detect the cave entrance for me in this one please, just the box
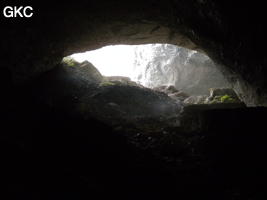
[58,43,245,144]
[58,43,245,130]
[66,43,230,96]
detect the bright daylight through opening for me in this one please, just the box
[67,44,229,95]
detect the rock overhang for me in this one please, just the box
[2,0,267,106]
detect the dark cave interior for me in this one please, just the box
[1,1,267,199]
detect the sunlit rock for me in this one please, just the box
[102,76,141,87]
[152,85,179,94]
[184,95,208,105]
[70,44,230,96]
[62,58,103,84]
[132,44,230,95]
[168,91,190,102]
[153,85,189,102]
[205,88,241,104]
[183,87,245,108]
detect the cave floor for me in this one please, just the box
[2,100,267,200]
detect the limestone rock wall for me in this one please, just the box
[132,44,229,95]
[2,0,267,105]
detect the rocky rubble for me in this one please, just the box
[102,76,143,87]
[184,87,244,106]
[153,85,189,102]
[35,59,183,130]
[37,59,245,136]
[152,84,246,115]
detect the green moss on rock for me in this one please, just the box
[220,95,235,103]
[62,57,80,67]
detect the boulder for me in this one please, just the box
[165,85,179,94]
[32,61,182,128]
[152,85,179,95]
[205,88,241,104]
[102,76,141,87]
[168,91,190,101]
[62,58,103,84]
[209,88,239,99]
[88,84,181,121]
[104,76,131,82]
[184,95,208,105]
[152,85,168,92]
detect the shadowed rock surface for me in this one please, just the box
[2,1,267,199]
[32,61,182,129]
[2,79,267,200]
[1,59,264,200]
[2,1,267,105]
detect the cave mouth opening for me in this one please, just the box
[58,43,246,129]
[65,43,230,96]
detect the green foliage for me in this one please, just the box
[209,94,236,104]
[220,95,235,103]
[62,57,79,67]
